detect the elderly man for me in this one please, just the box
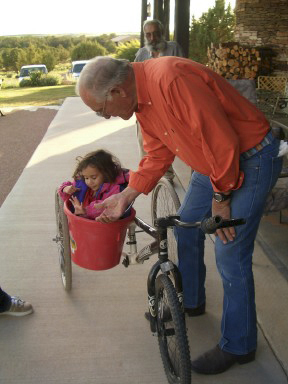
[135,19,184,61]
[77,56,282,374]
[135,19,184,180]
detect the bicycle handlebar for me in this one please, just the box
[155,215,246,234]
[200,216,246,234]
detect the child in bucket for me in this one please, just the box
[58,150,130,220]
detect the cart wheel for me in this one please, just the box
[151,178,181,265]
[54,190,72,291]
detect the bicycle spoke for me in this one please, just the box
[54,190,72,291]
[151,179,180,265]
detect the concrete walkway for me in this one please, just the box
[0,98,287,384]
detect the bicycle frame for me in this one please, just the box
[122,216,184,333]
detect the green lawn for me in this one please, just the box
[0,85,77,107]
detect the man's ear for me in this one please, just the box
[110,86,127,98]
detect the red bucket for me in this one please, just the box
[64,202,136,270]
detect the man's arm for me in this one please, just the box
[134,48,149,62]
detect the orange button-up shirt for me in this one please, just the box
[129,57,270,195]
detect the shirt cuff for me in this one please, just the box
[129,170,159,195]
[211,170,244,192]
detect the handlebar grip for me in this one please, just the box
[200,216,246,234]
[200,216,223,234]
[219,218,246,229]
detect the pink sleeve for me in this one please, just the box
[57,181,75,201]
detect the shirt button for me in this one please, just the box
[176,148,179,152]
[148,102,151,105]
[229,184,233,187]
[164,132,168,136]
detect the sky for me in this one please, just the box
[0,0,236,37]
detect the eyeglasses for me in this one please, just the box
[95,96,108,117]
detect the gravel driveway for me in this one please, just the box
[0,108,58,206]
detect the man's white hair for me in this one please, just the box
[76,56,131,102]
[143,19,164,35]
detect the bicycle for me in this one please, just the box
[54,188,245,384]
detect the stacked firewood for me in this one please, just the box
[207,42,262,79]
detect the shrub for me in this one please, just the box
[29,71,42,86]
[19,78,32,87]
[115,40,140,62]
[40,74,60,86]
[19,73,61,87]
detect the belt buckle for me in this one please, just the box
[255,144,263,151]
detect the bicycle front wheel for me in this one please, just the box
[155,274,191,384]
[151,178,181,265]
[55,190,72,291]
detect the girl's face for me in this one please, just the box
[81,165,105,191]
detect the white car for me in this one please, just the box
[70,60,89,79]
[19,64,48,83]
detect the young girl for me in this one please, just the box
[58,150,129,220]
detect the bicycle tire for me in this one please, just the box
[55,190,72,291]
[155,274,191,384]
[151,178,181,265]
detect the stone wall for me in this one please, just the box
[234,0,288,75]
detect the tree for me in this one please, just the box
[95,34,117,54]
[41,48,57,71]
[114,40,140,62]
[71,40,106,61]
[1,48,26,71]
[189,0,235,64]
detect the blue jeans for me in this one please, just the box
[174,134,282,354]
[0,287,11,312]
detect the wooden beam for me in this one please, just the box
[153,0,170,40]
[163,0,170,41]
[141,0,148,47]
[153,0,163,21]
[174,0,190,57]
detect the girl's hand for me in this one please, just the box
[212,199,235,244]
[70,196,86,216]
[63,185,80,195]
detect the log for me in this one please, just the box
[206,42,264,80]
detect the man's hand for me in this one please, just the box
[94,187,140,223]
[212,199,235,244]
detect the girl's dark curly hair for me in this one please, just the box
[72,149,122,183]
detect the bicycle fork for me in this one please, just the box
[122,219,158,267]
[147,225,184,334]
